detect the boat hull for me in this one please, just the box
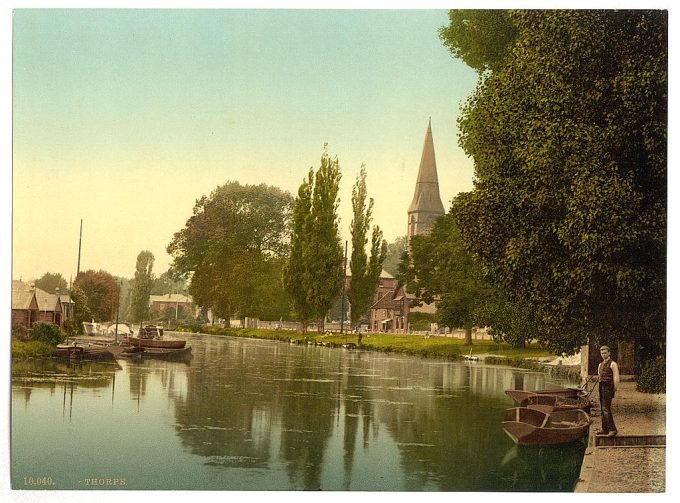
[520,394,592,414]
[502,407,590,446]
[126,336,186,349]
[505,387,583,405]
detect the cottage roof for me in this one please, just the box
[344,267,394,279]
[12,280,62,311]
[150,293,193,304]
[408,118,445,216]
[371,284,407,310]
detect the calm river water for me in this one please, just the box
[11,333,585,491]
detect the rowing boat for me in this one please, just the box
[519,394,593,414]
[505,387,583,405]
[501,407,591,446]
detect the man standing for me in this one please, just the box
[597,345,620,436]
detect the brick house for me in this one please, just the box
[12,280,70,329]
[370,284,410,333]
[149,293,195,318]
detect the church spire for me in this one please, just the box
[407,119,445,245]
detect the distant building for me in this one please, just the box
[370,283,409,333]
[12,280,72,329]
[149,293,196,318]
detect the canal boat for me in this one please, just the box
[501,407,591,446]
[55,343,85,358]
[505,387,583,405]
[519,394,593,414]
[126,336,186,349]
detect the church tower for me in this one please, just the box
[407,118,446,248]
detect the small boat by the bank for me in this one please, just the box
[138,325,164,338]
[464,348,479,361]
[55,343,85,358]
[520,394,593,414]
[501,407,591,446]
[55,343,114,361]
[126,336,186,349]
[505,387,583,405]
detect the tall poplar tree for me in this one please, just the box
[284,148,344,332]
[130,250,155,326]
[283,169,315,331]
[348,165,387,329]
[307,149,344,331]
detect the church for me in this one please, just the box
[370,118,446,332]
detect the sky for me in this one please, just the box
[11,8,480,282]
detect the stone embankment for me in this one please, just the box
[575,379,666,493]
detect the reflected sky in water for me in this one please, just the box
[12,334,584,491]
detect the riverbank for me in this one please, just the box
[575,379,666,492]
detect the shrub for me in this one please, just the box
[12,340,57,358]
[637,356,665,394]
[29,322,65,346]
[12,324,30,341]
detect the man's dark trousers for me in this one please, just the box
[599,381,617,433]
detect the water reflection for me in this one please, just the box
[11,335,584,491]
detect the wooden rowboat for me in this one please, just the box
[519,394,592,414]
[505,387,583,405]
[126,336,186,349]
[501,407,591,446]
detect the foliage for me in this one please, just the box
[12,324,30,341]
[74,269,120,322]
[151,270,188,296]
[382,235,407,278]
[347,165,388,328]
[636,356,665,394]
[446,10,667,355]
[284,148,344,331]
[34,272,68,294]
[11,340,56,358]
[439,10,518,74]
[129,251,155,324]
[168,182,293,323]
[29,322,65,345]
[283,169,315,327]
[69,284,92,334]
[400,213,498,344]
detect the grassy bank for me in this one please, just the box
[11,340,57,358]
[175,325,555,362]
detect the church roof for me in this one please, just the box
[408,118,446,215]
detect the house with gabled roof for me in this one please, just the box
[12,280,70,329]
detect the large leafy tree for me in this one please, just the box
[151,270,188,296]
[284,148,344,332]
[347,165,387,328]
[73,269,120,322]
[400,212,497,346]
[442,11,667,355]
[129,251,155,325]
[34,272,68,294]
[168,182,293,324]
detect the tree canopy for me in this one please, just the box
[168,181,293,322]
[129,251,155,324]
[443,10,667,354]
[283,148,344,331]
[347,165,387,328]
[34,272,68,294]
[73,269,120,322]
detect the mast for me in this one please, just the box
[76,219,83,278]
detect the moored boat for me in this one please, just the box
[126,336,186,349]
[520,394,592,414]
[501,407,591,446]
[505,387,583,405]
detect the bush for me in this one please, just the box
[12,324,30,341]
[637,356,665,394]
[29,322,65,346]
[12,340,57,358]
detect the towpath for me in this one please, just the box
[575,379,665,493]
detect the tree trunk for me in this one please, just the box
[464,327,473,346]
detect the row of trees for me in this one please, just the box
[403,10,666,357]
[167,147,388,332]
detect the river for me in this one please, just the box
[11,332,585,491]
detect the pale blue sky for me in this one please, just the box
[13,9,479,280]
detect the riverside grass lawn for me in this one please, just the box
[176,326,555,361]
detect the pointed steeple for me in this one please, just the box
[407,119,445,245]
